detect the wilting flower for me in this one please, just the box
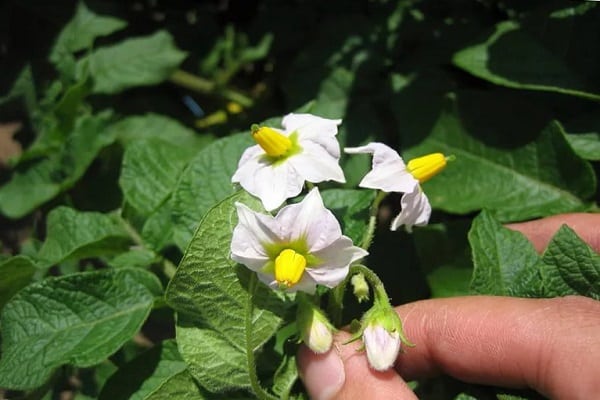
[345,143,449,231]
[232,113,346,211]
[230,187,367,293]
[297,299,334,353]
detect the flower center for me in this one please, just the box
[251,124,293,157]
[406,153,450,183]
[275,249,306,288]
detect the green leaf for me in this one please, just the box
[272,355,298,399]
[427,266,473,298]
[413,221,473,298]
[145,370,206,400]
[141,202,176,252]
[0,256,38,309]
[319,189,374,245]
[453,21,600,101]
[99,340,187,400]
[166,191,288,392]
[0,268,162,390]
[119,138,199,216]
[540,225,600,300]
[79,31,187,94]
[0,111,115,219]
[109,248,158,269]
[107,113,210,148]
[50,2,126,62]
[37,207,131,268]
[404,97,596,221]
[468,210,542,297]
[0,65,37,113]
[565,133,600,161]
[171,132,253,249]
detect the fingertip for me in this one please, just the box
[297,344,345,400]
[298,332,418,400]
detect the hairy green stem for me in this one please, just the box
[360,190,388,250]
[328,278,348,327]
[245,274,278,400]
[119,216,177,279]
[350,264,390,306]
[169,69,253,107]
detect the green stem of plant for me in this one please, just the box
[328,278,348,327]
[169,69,254,108]
[360,190,388,250]
[245,274,278,400]
[350,264,390,306]
[120,216,144,247]
[161,258,177,279]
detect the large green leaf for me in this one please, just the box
[0,268,162,390]
[79,31,187,94]
[166,191,288,392]
[0,256,38,309]
[540,225,600,300]
[37,207,131,268]
[107,113,210,148]
[413,221,473,298]
[119,138,199,216]
[453,21,600,101]
[50,2,127,63]
[0,111,115,219]
[171,132,253,249]
[0,65,37,113]
[565,133,600,161]
[319,189,374,245]
[145,371,206,400]
[468,210,542,297]
[403,97,596,222]
[99,340,187,400]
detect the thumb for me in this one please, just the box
[298,331,416,400]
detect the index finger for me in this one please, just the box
[394,295,600,399]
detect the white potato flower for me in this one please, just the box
[230,188,367,293]
[345,143,449,231]
[232,113,345,211]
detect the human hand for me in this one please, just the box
[297,213,600,399]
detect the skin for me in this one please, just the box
[297,213,600,400]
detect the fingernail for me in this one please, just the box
[298,347,345,400]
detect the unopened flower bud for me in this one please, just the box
[351,273,370,303]
[360,302,408,371]
[363,323,400,371]
[297,300,334,354]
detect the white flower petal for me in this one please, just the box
[363,325,401,371]
[275,188,342,251]
[231,203,279,270]
[345,143,418,193]
[283,113,342,157]
[289,141,345,183]
[310,236,368,268]
[390,187,432,232]
[234,155,305,211]
[306,236,367,288]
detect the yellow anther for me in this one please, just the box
[251,124,293,157]
[406,153,449,183]
[275,249,306,288]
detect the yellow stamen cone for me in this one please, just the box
[275,249,307,288]
[406,153,449,183]
[251,124,293,157]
